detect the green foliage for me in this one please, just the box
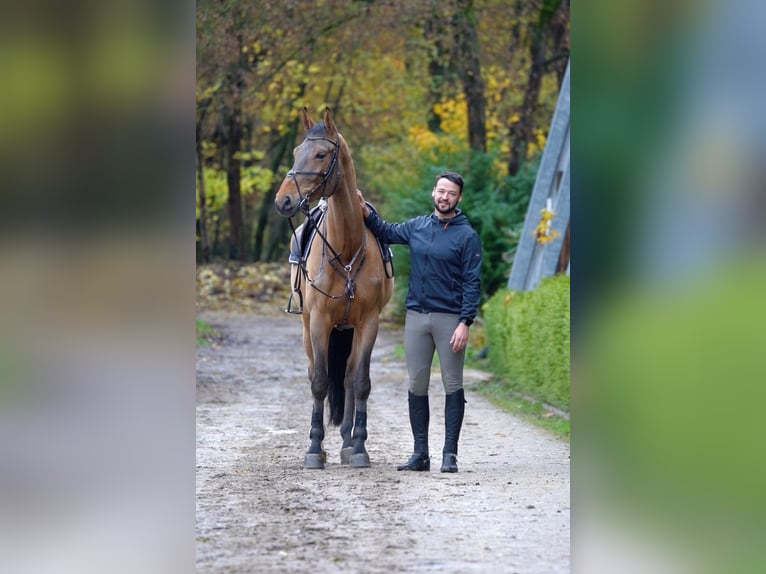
[196,161,274,219]
[474,378,569,439]
[196,319,219,346]
[579,256,766,571]
[196,166,227,219]
[483,275,570,410]
[461,152,538,297]
[196,162,275,259]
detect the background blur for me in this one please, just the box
[1,0,764,572]
[575,0,766,572]
[0,1,194,573]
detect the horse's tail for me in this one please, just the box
[327,327,353,426]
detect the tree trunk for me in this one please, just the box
[212,216,220,258]
[423,8,450,133]
[508,25,544,175]
[549,0,570,90]
[453,0,486,153]
[219,24,248,262]
[252,123,298,261]
[225,95,246,261]
[508,0,568,176]
[253,86,305,262]
[196,100,211,263]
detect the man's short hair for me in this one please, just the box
[434,171,464,194]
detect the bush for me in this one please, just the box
[483,274,570,411]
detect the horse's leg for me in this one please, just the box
[304,317,330,469]
[348,319,379,468]
[306,360,330,468]
[339,372,355,464]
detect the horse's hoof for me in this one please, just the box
[304,453,325,469]
[350,453,370,468]
[340,447,353,465]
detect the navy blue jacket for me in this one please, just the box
[364,208,482,324]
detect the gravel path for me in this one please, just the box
[196,309,570,573]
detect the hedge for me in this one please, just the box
[483,274,570,411]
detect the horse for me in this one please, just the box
[274,107,393,469]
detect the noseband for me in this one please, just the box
[286,135,339,214]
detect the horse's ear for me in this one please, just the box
[323,107,337,137]
[302,107,315,131]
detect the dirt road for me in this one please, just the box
[196,308,570,573]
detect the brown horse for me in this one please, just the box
[275,107,393,469]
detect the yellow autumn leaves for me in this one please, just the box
[533,207,560,245]
[407,89,548,169]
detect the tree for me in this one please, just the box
[453,0,487,153]
[507,0,569,175]
[196,94,213,262]
[224,55,247,260]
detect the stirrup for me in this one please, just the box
[285,292,302,314]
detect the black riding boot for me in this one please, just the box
[441,388,466,473]
[397,392,430,471]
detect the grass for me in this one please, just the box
[196,319,219,346]
[473,377,569,441]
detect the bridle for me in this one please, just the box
[286,135,340,215]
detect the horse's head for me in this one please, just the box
[275,107,342,218]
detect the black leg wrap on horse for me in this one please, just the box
[397,392,430,471]
[352,410,368,447]
[441,388,465,473]
[308,411,324,453]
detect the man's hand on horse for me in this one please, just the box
[357,190,370,218]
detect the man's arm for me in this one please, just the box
[459,232,482,325]
[357,190,410,244]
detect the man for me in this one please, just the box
[359,171,482,473]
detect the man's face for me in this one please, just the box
[432,178,461,215]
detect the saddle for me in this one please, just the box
[290,200,394,278]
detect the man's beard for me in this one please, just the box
[433,199,456,215]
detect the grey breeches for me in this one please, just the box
[404,310,465,396]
